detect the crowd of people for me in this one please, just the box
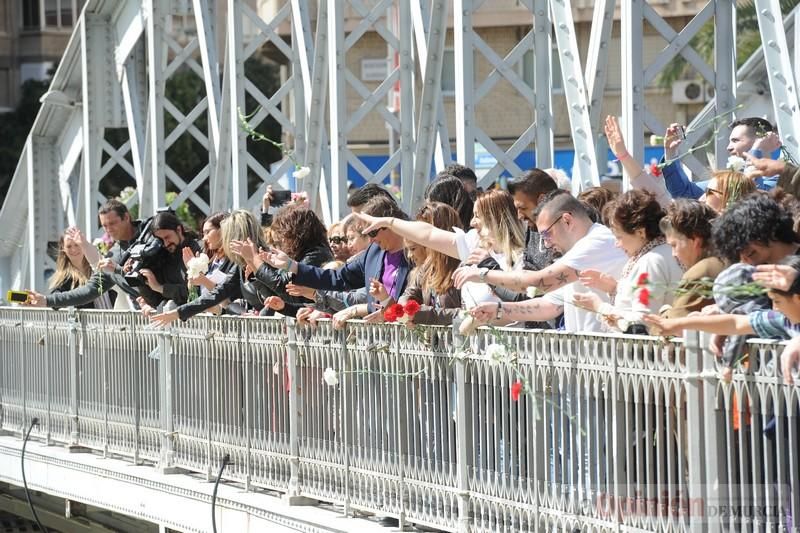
[19,115,800,384]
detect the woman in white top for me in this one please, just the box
[574,189,683,333]
[353,189,526,308]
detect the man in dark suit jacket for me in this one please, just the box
[264,196,412,312]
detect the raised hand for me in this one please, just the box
[604,115,628,158]
[752,131,782,154]
[182,246,196,267]
[229,238,258,264]
[663,123,685,160]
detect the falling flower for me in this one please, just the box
[638,287,650,306]
[526,286,539,299]
[485,343,508,367]
[650,134,664,146]
[510,381,523,401]
[323,367,339,386]
[649,162,662,177]
[293,166,311,180]
[636,272,649,287]
[726,155,746,172]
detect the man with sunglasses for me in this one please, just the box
[454,190,627,332]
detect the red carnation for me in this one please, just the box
[384,303,405,323]
[404,300,421,317]
[638,287,650,306]
[510,381,523,401]
[636,272,649,287]
[650,162,662,177]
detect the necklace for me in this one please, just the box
[620,237,666,280]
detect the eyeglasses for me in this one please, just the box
[329,236,347,245]
[705,187,723,197]
[367,228,383,239]
[540,213,566,241]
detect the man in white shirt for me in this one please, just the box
[461,190,627,332]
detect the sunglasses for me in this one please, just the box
[540,213,566,241]
[329,236,347,245]
[367,228,383,239]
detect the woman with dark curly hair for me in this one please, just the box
[243,204,333,304]
[574,189,683,333]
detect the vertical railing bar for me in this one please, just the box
[455,330,471,533]
[102,312,109,457]
[205,315,212,480]
[341,323,352,515]
[45,311,51,445]
[244,317,252,491]
[132,313,141,464]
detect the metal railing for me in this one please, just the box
[0,307,798,532]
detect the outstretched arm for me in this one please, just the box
[643,313,754,337]
[453,262,579,294]
[352,212,461,259]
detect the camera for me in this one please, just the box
[122,216,164,287]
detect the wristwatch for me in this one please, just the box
[478,267,489,283]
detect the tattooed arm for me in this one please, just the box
[470,298,564,325]
[453,262,580,293]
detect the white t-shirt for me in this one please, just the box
[543,223,627,332]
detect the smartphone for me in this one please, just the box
[676,125,687,140]
[271,190,292,207]
[7,290,30,303]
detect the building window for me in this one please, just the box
[21,0,40,29]
[522,46,563,92]
[441,49,455,96]
[21,0,81,29]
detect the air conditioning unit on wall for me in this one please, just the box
[671,80,709,104]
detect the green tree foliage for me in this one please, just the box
[0,79,48,206]
[657,0,800,87]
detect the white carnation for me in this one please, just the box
[649,134,664,147]
[186,253,210,278]
[526,286,539,299]
[485,343,508,367]
[726,156,746,172]
[396,314,410,324]
[293,166,311,180]
[323,367,339,386]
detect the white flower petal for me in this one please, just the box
[293,166,311,180]
[323,367,339,386]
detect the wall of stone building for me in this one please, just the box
[340,21,707,152]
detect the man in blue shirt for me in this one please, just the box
[661,117,781,199]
